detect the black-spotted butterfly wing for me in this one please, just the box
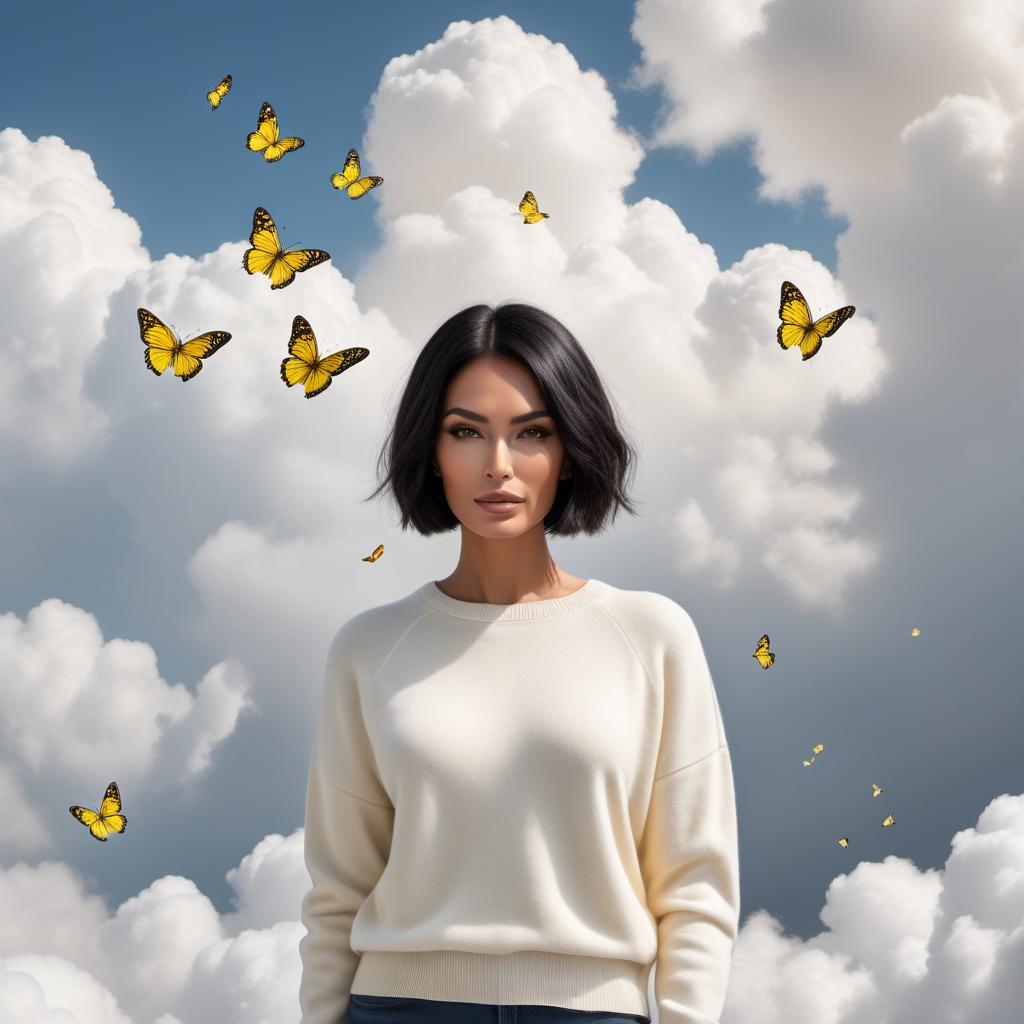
[518,190,549,223]
[243,208,330,290]
[752,633,775,669]
[137,308,231,381]
[246,101,304,162]
[69,780,127,842]
[280,314,369,398]
[207,74,232,109]
[777,280,855,361]
[329,149,383,199]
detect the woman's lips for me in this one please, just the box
[475,499,523,514]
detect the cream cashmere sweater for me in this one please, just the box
[299,578,740,1024]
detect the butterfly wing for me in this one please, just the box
[330,149,383,198]
[752,634,775,669]
[246,101,304,162]
[69,805,108,840]
[138,308,179,376]
[777,281,814,352]
[246,101,278,154]
[328,150,378,196]
[519,191,549,223]
[69,781,126,842]
[307,347,369,397]
[244,208,328,288]
[346,175,383,199]
[97,781,127,835]
[207,74,232,109]
[266,136,304,162]
[244,207,283,277]
[778,281,855,361]
[362,543,384,562]
[274,247,330,289]
[802,305,856,359]
[281,315,320,388]
[174,330,232,381]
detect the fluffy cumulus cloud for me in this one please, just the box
[0,129,149,467]
[0,830,307,1023]
[723,794,1024,1023]
[0,597,252,858]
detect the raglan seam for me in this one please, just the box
[368,605,437,684]
[593,603,659,696]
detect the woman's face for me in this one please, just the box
[434,355,571,535]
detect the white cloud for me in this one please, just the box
[0,597,252,818]
[0,128,149,466]
[629,0,1024,209]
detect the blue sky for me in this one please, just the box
[2,0,843,278]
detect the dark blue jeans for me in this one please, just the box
[348,994,651,1024]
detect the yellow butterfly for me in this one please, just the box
[837,837,849,847]
[911,627,921,636]
[243,207,330,290]
[137,308,231,381]
[280,314,369,398]
[246,102,304,162]
[329,149,383,199]
[518,190,549,224]
[871,783,883,797]
[777,280,855,361]
[802,744,823,767]
[752,634,775,669]
[207,73,232,109]
[69,781,127,842]
[881,814,895,827]
[362,543,384,563]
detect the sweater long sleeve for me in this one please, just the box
[637,613,740,1024]
[298,578,740,1023]
[299,623,395,1024]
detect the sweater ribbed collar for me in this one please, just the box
[414,578,609,621]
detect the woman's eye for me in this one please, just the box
[448,424,551,440]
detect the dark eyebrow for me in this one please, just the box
[442,406,552,424]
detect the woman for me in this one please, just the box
[299,303,740,1024]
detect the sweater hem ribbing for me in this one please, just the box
[350,949,651,1015]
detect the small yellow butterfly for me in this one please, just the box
[802,744,823,767]
[137,308,231,381]
[246,102,304,162]
[777,280,855,361]
[329,149,383,199]
[871,783,883,797]
[243,207,330,290]
[911,627,921,637]
[837,837,849,847]
[518,190,549,224]
[362,544,384,563]
[753,634,775,669]
[881,814,895,827]
[280,315,370,398]
[207,73,232,109]
[69,781,127,842]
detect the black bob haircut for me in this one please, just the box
[364,302,641,536]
